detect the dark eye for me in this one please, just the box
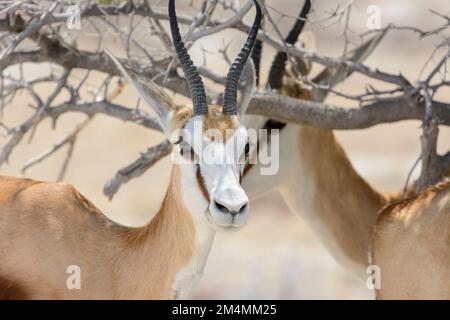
[174,137,195,161]
[180,143,195,161]
[174,136,184,145]
[180,142,190,155]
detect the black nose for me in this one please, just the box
[214,200,248,216]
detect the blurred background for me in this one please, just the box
[1,0,449,299]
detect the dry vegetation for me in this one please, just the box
[0,0,449,298]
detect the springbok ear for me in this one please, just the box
[237,59,256,118]
[105,49,174,137]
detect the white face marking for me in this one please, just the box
[175,117,250,231]
[171,116,250,298]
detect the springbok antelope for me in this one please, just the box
[371,179,450,299]
[0,0,262,299]
[243,0,397,280]
[245,2,450,297]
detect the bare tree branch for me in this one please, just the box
[247,93,450,129]
[22,117,91,174]
[0,0,449,199]
[103,140,172,199]
[417,48,450,190]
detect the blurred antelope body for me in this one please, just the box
[243,0,391,279]
[243,0,450,296]
[371,180,450,299]
[0,0,262,299]
[0,172,206,299]
[244,119,386,278]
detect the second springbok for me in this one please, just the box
[0,0,262,299]
[243,0,392,279]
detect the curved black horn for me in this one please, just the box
[168,0,208,115]
[223,0,263,115]
[251,39,262,87]
[267,0,311,90]
[251,21,263,88]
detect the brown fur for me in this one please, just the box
[196,167,210,203]
[372,179,450,299]
[297,126,386,269]
[203,107,239,140]
[0,101,242,299]
[282,68,450,297]
[274,77,390,274]
[0,167,195,299]
[280,76,312,101]
[173,105,239,141]
[0,275,29,299]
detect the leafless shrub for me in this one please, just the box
[0,0,449,197]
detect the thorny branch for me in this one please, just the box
[0,0,449,198]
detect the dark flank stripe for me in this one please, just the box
[196,165,210,203]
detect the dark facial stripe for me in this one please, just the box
[243,119,286,177]
[196,165,210,203]
[243,163,254,177]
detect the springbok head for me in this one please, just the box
[107,0,262,230]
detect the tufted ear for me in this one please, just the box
[236,59,256,118]
[105,49,175,137]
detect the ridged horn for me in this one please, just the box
[251,29,263,87]
[168,0,208,115]
[267,0,311,90]
[222,0,263,115]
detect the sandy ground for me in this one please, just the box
[0,0,449,299]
